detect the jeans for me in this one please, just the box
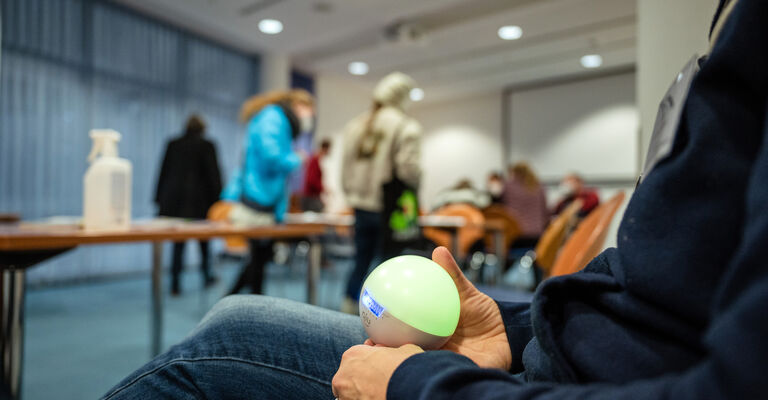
[345,209,382,300]
[171,240,211,292]
[102,295,367,399]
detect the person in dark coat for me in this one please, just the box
[155,115,222,295]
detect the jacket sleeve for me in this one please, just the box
[393,119,422,188]
[155,141,172,204]
[386,104,768,400]
[274,188,289,223]
[256,118,301,175]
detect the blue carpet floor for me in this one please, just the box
[23,256,351,399]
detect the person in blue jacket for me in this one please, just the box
[103,1,768,399]
[221,89,315,294]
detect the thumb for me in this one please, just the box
[432,246,475,293]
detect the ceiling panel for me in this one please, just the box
[115,0,637,102]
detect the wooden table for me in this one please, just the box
[284,213,466,256]
[0,220,327,400]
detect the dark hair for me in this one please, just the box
[185,114,206,136]
[320,139,331,151]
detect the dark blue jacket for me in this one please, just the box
[388,1,768,398]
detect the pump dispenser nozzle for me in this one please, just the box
[88,129,121,162]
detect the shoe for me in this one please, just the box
[340,297,358,315]
[170,287,181,297]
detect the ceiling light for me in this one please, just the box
[497,25,523,40]
[348,62,369,76]
[410,88,424,102]
[258,19,283,35]
[580,54,603,68]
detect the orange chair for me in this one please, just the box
[482,205,522,261]
[533,199,583,277]
[423,204,485,261]
[207,201,248,255]
[549,192,626,277]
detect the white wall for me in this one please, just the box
[637,0,717,163]
[313,74,373,212]
[411,91,505,209]
[507,73,639,181]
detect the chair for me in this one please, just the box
[549,192,626,277]
[481,205,522,263]
[533,199,583,277]
[422,203,485,261]
[207,201,248,256]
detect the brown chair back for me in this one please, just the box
[422,203,485,260]
[549,192,626,277]
[482,205,522,255]
[534,199,583,276]
[207,201,248,254]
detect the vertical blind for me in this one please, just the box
[0,0,260,284]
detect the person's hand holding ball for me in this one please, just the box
[332,246,512,400]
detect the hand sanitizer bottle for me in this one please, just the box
[83,129,132,232]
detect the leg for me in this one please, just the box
[228,259,251,295]
[151,241,164,357]
[0,269,25,400]
[197,240,214,286]
[248,240,273,295]
[170,241,185,294]
[345,210,381,301]
[102,295,367,400]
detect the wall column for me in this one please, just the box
[636,0,718,169]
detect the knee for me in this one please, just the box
[198,294,269,327]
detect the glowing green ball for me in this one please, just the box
[359,255,460,349]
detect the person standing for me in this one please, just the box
[301,139,331,212]
[340,72,422,313]
[221,89,315,295]
[155,115,222,296]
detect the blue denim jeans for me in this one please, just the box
[102,295,367,399]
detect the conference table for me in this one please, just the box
[0,214,465,399]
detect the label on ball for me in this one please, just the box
[361,289,385,318]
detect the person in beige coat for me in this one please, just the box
[340,72,422,313]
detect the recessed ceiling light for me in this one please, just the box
[580,54,603,68]
[258,19,283,35]
[410,88,424,102]
[497,25,523,40]
[348,62,369,76]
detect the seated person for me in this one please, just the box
[430,179,491,211]
[553,173,599,217]
[102,2,768,399]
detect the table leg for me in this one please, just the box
[307,239,321,305]
[151,242,163,357]
[493,230,506,284]
[0,268,25,400]
[450,228,460,261]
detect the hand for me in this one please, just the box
[431,246,512,370]
[332,343,423,400]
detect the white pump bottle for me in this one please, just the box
[83,129,132,232]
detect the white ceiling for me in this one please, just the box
[116,0,637,103]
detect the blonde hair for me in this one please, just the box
[239,89,314,123]
[510,162,540,191]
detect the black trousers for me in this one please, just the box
[171,240,211,291]
[229,239,274,295]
